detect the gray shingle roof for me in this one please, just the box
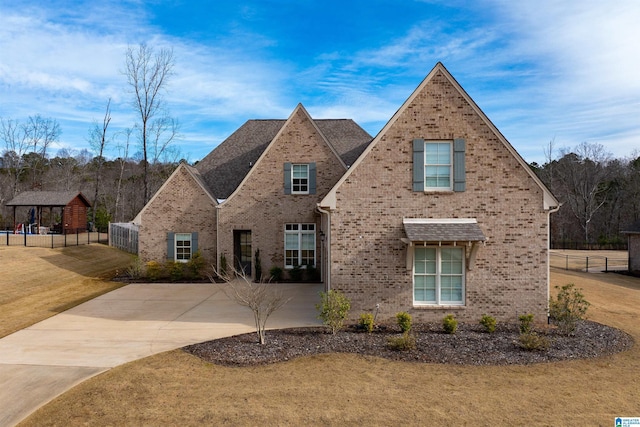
[403,219,486,242]
[6,191,91,207]
[621,220,640,234]
[195,119,372,199]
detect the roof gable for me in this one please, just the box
[133,162,217,224]
[195,116,371,199]
[222,103,350,203]
[320,62,559,210]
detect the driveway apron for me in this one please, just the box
[0,282,322,427]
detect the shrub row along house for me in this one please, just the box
[133,63,559,322]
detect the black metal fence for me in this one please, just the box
[0,229,108,248]
[551,240,627,251]
[549,251,628,273]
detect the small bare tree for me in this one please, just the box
[213,266,291,345]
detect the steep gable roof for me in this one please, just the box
[320,62,560,211]
[133,162,217,224]
[195,117,371,199]
[6,191,91,207]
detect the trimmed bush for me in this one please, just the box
[479,314,497,333]
[396,311,412,333]
[269,266,283,282]
[549,283,590,335]
[357,313,375,333]
[442,314,458,334]
[185,250,205,279]
[518,313,535,334]
[387,331,416,351]
[289,265,303,282]
[146,261,163,281]
[518,332,550,351]
[165,261,184,282]
[316,290,351,334]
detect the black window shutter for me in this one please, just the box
[453,138,466,192]
[309,162,316,194]
[412,139,425,191]
[284,162,292,194]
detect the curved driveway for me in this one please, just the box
[0,282,322,427]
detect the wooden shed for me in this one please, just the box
[5,191,91,234]
[622,220,640,274]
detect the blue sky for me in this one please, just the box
[1,0,639,164]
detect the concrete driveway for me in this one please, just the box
[0,282,322,427]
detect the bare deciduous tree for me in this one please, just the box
[556,142,612,243]
[213,265,291,345]
[88,99,112,230]
[124,43,176,204]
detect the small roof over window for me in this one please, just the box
[403,218,486,243]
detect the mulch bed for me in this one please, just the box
[184,320,634,367]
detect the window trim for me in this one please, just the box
[424,141,453,191]
[291,163,310,194]
[284,223,316,269]
[413,245,465,306]
[174,232,192,263]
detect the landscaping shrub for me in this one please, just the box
[165,261,184,282]
[305,264,321,282]
[269,266,283,282]
[442,314,458,334]
[387,331,416,351]
[126,256,144,279]
[357,313,375,333]
[518,332,550,351]
[145,261,163,281]
[479,314,497,333]
[289,265,303,282]
[185,251,205,279]
[549,283,590,335]
[396,311,412,333]
[518,313,535,334]
[316,290,351,334]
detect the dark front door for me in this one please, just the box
[233,230,252,276]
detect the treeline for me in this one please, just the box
[532,141,639,249]
[0,137,179,231]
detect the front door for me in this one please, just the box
[233,230,252,276]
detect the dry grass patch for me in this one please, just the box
[0,245,134,337]
[19,268,640,426]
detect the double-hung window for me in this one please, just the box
[284,162,316,195]
[175,233,192,262]
[414,246,464,305]
[412,138,466,192]
[292,164,309,194]
[285,223,315,268]
[425,142,452,190]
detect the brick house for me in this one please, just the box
[134,104,372,277]
[133,62,558,322]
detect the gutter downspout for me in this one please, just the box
[316,205,331,291]
[215,204,221,273]
[547,204,561,320]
